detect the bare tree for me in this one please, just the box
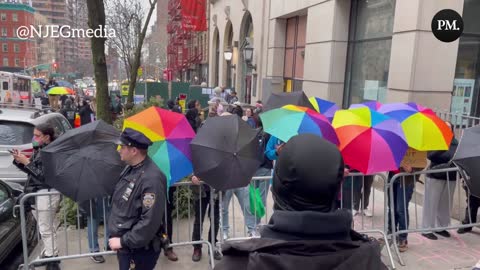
[106,0,158,108]
[86,0,112,123]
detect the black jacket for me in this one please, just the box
[214,210,387,270]
[427,138,459,180]
[60,106,76,127]
[108,157,167,250]
[13,145,52,192]
[79,105,93,125]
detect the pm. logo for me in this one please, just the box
[431,9,464,43]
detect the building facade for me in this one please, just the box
[208,0,480,117]
[0,2,36,72]
[208,0,269,103]
[34,12,55,75]
[31,0,75,74]
[167,0,209,84]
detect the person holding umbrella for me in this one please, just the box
[11,123,61,270]
[108,128,167,270]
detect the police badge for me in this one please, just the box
[143,193,155,209]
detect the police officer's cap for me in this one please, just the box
[117,128,152,149]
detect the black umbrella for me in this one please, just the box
[453,125,480,198]
[190,115,262,191]
[264,91,316,112]
[42,120,125,202]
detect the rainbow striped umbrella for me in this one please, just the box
[332,107,408,174]
[349,101,383,111]
[378,102,453,151]
[308,97,339,122]
[123,107,195,186]
[46,86,75,95]
[260,105,339,145]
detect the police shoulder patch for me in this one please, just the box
[143,193,155,209]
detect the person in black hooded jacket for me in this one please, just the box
[214,133,387,270]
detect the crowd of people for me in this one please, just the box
[10,88,477,270]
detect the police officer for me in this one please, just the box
[108,128,167,270]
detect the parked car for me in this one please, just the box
[0,179,37,265]
[0,105,73,185]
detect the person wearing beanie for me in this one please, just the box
[214,133,387,270]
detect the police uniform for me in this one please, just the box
[109,129,167,270]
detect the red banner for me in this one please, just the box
[180,0,207,31]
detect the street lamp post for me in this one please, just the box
[243,45,256,70]
[224,47,235,88]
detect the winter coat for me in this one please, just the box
[214,210,387,270]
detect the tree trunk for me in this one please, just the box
[87,0,112,124]
[126,0,158,109]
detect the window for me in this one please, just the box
[13,44,19,53]
[0,121,34,145]
[12,13,18,22]
[2,57,8,66]
[451,0,480,118]
[14,58,20,67]
[1,28,7,37]
[283,16,306,92]
[0,13,6,21]
[59,117,72,130]
[48,118,65,137]
[343,0,396,107]
[2,82,8,90]
[2,43,7,52]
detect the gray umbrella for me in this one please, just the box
[42,120,125,202]
[264,91,316,112]
[190,115,262,191]
[453,125,480,198]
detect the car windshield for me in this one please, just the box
[0,121,34,145]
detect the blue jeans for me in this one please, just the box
[86,198,111,252]
[388,178,414,241]
[254,167,271,205]
[222,186,256,233]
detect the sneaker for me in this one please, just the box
[90,255,105,263]
[213,249,223,260]
[164,249,178,262]
[248,230,260,238]
[363,208,373,217]
[352,210,358,216]
[435,230,451,238]
[398,240,408,253]
[192,248,202,262]
[421,233,438,240]
[457,227,473,234]
[223,231,230,240]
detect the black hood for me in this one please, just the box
[272,134,344,212]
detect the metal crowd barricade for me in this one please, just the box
[388,167,479,266]
[18,181,217,269]
[219,175,271,244]
[18,191,115,270]
[165,181,216,267]
[341,172,396,269]
[436,111,480,138]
